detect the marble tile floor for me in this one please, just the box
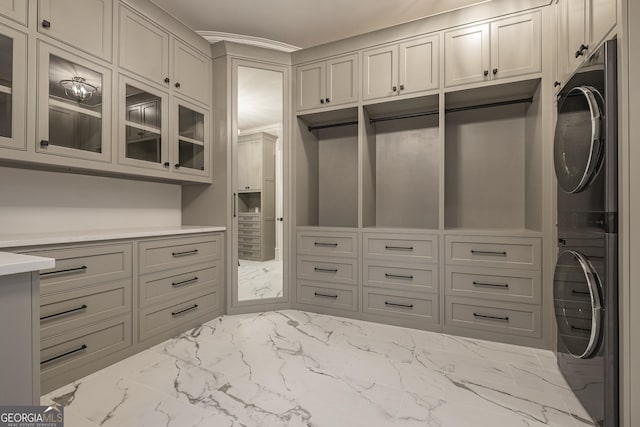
[43,310,597,427]
[238,259,283,301]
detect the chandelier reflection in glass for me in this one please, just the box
[59,76,98,102]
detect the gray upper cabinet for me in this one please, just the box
[0,23,26,151]
[38,0,113,62]
[36,42,112,162]
[171,39,211,106]
[296,53,358,111]
[445,12,541,87]
[363,34,439,101]
[237,134,266,191]
[590,0,616,51]
[173,99,209,177]
[0,0,27,26]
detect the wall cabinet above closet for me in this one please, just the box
[38,0,113,62]
[119,5,210,107]
[0,0,27,26]
[296,54,358,111]
[362,34,439,101]
[444,12,541,87]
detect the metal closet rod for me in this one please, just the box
[306,96,534,131]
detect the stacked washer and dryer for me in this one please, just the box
[553,39,618,427]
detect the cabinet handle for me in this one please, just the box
[385,301,414,309]
[164,162,170,168]
[164,77,170,83]
[42,19,51,29]
[385,273,414,280]
[470,250,507,256]
[399,84,405,91]
[385,245,413,251]
[554,81,561,88]
[41,345,87,365]
[575,44,589,58]
[171,304,198,317]
[174,163,181,169]
[473,313,509,322]
[175,82,181,88]
[172,249,198,257]
[314,292,338,299]
[314,242,338,247]
[40,304,88,321]
[233,192,237,218]
[40,265,87,276]
[172,277,199,287]
[314,267,338,273]
[473,281,509,289]
[40,140,49,147]
[483,70,489,76]
[392,85,397,92]
[492,68,498,75]
[320,99,325,104]
[325,98,330,103]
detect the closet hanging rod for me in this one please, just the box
[307,121,358,132]
[369,110,439,124]
[445,97,534,114]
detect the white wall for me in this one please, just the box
[0,167,181,234]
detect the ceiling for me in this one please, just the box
[237,66,283,134]
[150,0,490,50]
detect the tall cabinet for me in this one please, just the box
[237,132,276,262]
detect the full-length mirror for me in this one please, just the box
[235,64,284,303]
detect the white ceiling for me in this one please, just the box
[237,66,283,134]
[150,0,490,50]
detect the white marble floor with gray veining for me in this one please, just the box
[238,259,283,301]
[42,310,596,427]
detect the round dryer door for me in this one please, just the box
[553,250,603,359]
[554,86,605,193]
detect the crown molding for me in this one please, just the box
[197,31,300,53]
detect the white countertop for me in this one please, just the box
[0,252,55,276]
[0,226,226,249]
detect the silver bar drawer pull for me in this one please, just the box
[314,292,338,299]
[41,344,87,365]
[314,267,338,273]
[385,301,414,309]
[171,304,199,317]
[473,281,509,289]
[314,242,338,247]
[172,249,199,257]
[40,265,87,276]
[470,250,507,256]
[385,273,414,280]
[172,277,199,287]
[385,245,414,251]
[40,304,88,321]
[473,312,510,322]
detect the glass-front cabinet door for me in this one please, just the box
[37,42,111,162]
[173,100,209,177]
[0,24,26,150]
[119,75,169,171]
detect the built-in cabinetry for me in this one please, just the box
[10,230,223,393]
[296,53,358,111]
[445,11,541,87]
[0,0,27,26]
[362,34,439,101]
[0,22,26,150]
[237,132,276,261]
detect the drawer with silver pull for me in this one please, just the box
[297,229,357,258]
[40,279,132,339]
[363,232,438,263]
[363,260,437,293]
[445,235,541,270]
[445,266,541,304]
[297,256,357,285]
[139,234,221,274]
[139,291,218,341]
[26,243,132,295]
[238,214,260,223]
[139,262,220,308]
[362,287,438,323]
[446,296,541,337]
[297,281,357,312]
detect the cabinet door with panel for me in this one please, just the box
[173,98,209,177]
[0,0,27,25]
[0,24,26,150]
[237,136,262,191]
[566,0,588,70]
[589,0,616,52]
[296,61,325,111]
[490,12,541,79]
[362,44,398,100]
[172,38,211,106]
[119,5,169,88]
[444,24,490,87]
[326,54,358,106]
[399,34,439,95]
[39,0,112,62]
[37,42,112,162]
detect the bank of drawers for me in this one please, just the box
[444,234,543,339]
[238,213,261,260]
[296,229,358,312]
[362,231,439,326]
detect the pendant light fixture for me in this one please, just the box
[59,76,98,102]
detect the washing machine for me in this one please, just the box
[553,39,618,427]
